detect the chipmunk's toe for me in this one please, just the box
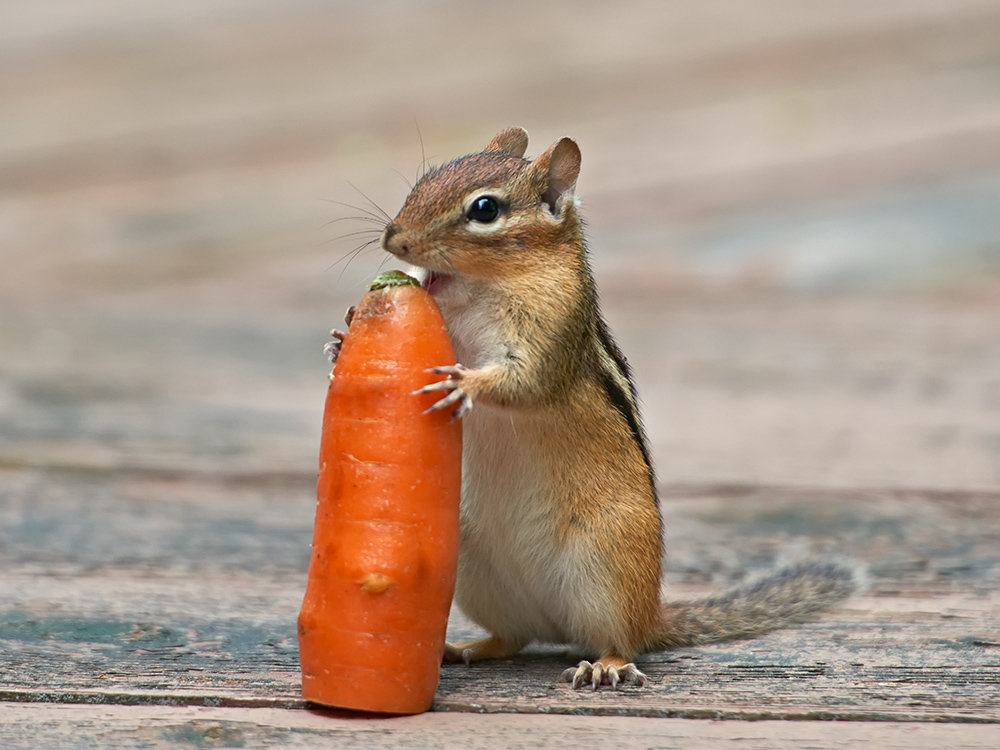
[559,660,647,690]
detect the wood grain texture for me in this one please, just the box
[2,471,997,722]
[1,0,999,745]
[3,705,1000,750]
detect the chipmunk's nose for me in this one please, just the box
[381,223,410,257]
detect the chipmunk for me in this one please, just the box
[331,128,856,689]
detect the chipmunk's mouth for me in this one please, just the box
[421,271,451,295]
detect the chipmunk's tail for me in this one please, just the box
[653,561,860,649]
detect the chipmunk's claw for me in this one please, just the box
[440,645,473,666]
[414,364,472,420]
[559,660,647,690]
[323,307,355,364]
[324,328,349,363]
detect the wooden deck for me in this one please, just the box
[2,1,999,746]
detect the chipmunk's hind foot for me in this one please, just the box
[559,658,647,690]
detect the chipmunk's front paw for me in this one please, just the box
[559,660,648,690]
[323,329,348,363]
[415,364,472,420]
[323,306,357,364]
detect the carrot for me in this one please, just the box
[297,270,462,714]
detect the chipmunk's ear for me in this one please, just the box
[484,127,529,158]
[531,137,581,218]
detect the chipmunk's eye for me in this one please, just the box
[466,195,501,223]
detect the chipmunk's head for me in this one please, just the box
[382,127,582,295]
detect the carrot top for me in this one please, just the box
[368,269,419,290]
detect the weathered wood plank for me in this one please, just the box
[4,705,1000,750]
[4,589,993,722]
[2,469,997,721]
[2,291,998,490]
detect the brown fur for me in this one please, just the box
[379,128,856,688]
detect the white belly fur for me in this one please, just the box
[454,404,572,646]
[427,276,595,648]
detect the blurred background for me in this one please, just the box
[2,0,998,491]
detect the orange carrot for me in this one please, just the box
[297,270,462,714]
